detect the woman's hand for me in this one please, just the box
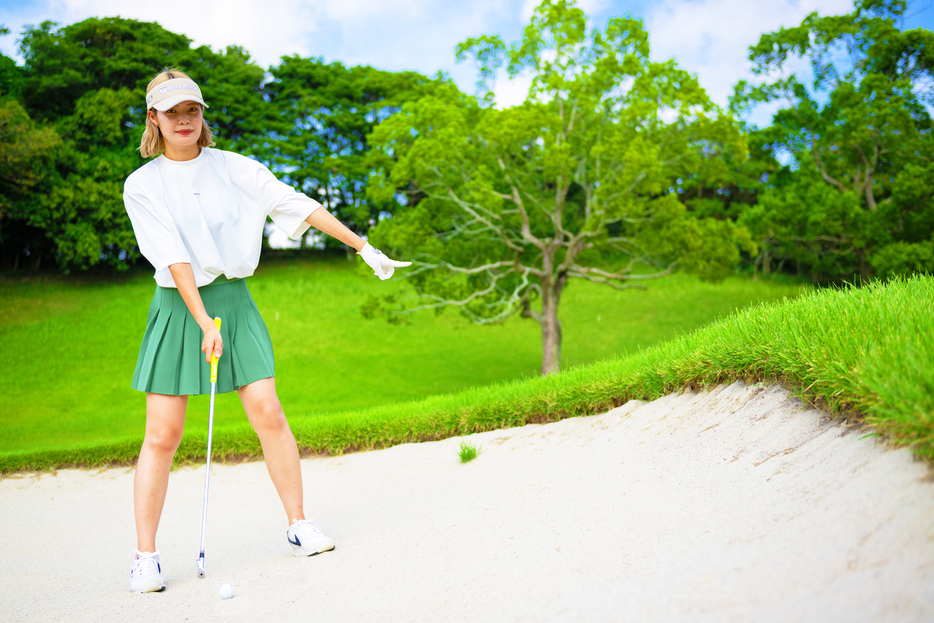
[359,243,412,280]
[202,325,223,364]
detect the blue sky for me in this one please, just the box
[2,0,933,118]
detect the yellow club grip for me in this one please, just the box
[210,317,222,383]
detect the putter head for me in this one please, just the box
[197,555,205,578]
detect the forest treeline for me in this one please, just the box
[1,0,932,283]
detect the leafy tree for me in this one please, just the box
[731,0,934,281]
[263,56,434,249]
[20,16,267,151]
[0,27,22,100]
[192,44,268,155]
[18,18,193,122]
[0,97,60,269]
[367,0,748,374]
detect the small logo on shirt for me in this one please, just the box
[193,193,200,196]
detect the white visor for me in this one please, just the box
[146,78,209,111]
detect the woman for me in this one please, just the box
[124,69,408,593]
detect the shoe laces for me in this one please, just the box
[290,519,323,536]
[131,550,161,578]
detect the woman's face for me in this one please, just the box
[149,100,203,157]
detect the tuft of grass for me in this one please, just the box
[2,274,930,476]
[458,440,480,463]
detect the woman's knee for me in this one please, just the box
[249,398,287,432]
[143,425,184,454]
[143,393,187,454]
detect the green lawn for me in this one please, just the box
[0,255,805,456]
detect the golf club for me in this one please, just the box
[197,316,222,578]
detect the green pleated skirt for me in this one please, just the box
[132,277,275,395]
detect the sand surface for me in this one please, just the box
[2,381,933,622]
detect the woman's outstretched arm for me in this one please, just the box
[304,209,365,252]
[168,262,223,363]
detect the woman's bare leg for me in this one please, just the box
[134,393,188,552]
[238,377,305,523]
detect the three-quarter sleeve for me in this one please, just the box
[227,153,322,240]
[123,178,191,271]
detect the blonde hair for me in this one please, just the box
[139,68,215,158]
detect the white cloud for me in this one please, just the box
[2,0,514,73]
[644,0,853,115]
[493,71,534,108]
[335,1,509,74]
[45,0,320,67]
[312,0,424,21]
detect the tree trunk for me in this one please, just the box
[540,274,567,375]
[857,249,870,284]
[540,297,561,375]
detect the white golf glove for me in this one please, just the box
[359,243,411,280]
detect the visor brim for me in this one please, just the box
[151,95,210,112]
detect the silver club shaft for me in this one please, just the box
[197,379,217,578]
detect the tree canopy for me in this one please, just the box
[731,0,934,281]
[366,0,750,374]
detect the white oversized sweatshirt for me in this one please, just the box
[123,148,321,288]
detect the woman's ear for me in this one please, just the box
[147,110,159,128]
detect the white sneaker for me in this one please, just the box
[287,519,335,556]
[130,550,165,593]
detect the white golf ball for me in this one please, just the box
[219,583,235,599]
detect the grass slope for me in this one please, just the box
[2,274,930,474]
[0,256,802,457]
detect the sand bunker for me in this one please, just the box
[2,381,932,622]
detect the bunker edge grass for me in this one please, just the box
[1,275,931,474]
